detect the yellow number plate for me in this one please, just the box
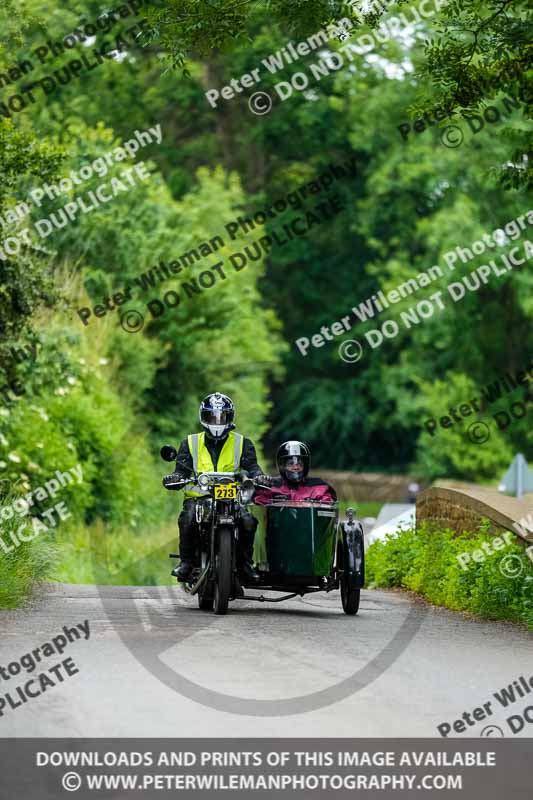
[214,483,237,499]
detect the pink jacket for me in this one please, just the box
[254,478,336,505]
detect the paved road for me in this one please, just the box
[0,583,532,737]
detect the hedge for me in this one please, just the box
[366,521,533,628]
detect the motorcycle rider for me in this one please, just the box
[253,441,336,504]
[163,392,266,583]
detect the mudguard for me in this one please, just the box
[341,518,365,588]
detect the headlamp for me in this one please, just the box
[198,473,210,491]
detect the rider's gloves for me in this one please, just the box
[258,474,274,487]
[236,469,249,482]
[163,473,185,489]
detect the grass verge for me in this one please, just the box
[52,520,178,586]
[0,494,57,608]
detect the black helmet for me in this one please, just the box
[199,392,235,440]
[277,440,310,485]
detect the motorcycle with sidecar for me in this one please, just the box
[161,445,364,616]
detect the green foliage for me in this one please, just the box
[0,9,285,606]
[145,0,368,72]
[414,373,514,481]
[0,122,64,338]
[145,0,532,189]
[0,305,172,526]
[52,520,178,586]
[0,281,175,608]
[412,0,532,190]
[1,0,531,608]
[366,521,533,627]
[0,488,57,608]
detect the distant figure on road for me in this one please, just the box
[407,482,420,504]
[254,441,336,504]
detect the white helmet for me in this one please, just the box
[199,392,235,439]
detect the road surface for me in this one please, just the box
[0,583,531,737]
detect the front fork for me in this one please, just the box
[342,521,364,588]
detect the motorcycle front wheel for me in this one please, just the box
[198,581,214,611]
[213,526,233,615]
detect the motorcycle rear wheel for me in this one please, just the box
[214,526,233,615]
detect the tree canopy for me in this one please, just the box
[0,0,531,506]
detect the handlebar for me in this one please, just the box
[162,474,191,489]
[162,471,273,491]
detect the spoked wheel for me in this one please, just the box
[198,581,214,611]
[341,578,360,615]
[213,526,233,615]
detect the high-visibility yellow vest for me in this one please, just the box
[184,431,244,497]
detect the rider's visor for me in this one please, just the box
[202,409,232,425]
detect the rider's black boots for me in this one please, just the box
[238,525,260,583]
[240,561,260,583]
[239,539,260,582]
[172,560,194,581]
[175,505,197,581]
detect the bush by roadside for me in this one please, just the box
[365,522,533,628]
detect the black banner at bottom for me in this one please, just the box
[0,739,529,799]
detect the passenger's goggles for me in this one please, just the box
[282,456,304,469]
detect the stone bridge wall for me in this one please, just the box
[416,483,533,543]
